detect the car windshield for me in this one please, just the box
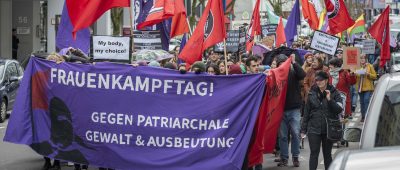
[375,85,400,147]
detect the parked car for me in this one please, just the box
[330,146,400,170]
[389,53,400,73]
[0,60,24,123]
[329,72,400,169]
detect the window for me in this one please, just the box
[7,63,18,77]
[14,63,24,76]
[375,86,400,147]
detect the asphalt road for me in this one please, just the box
[0,111,363,170]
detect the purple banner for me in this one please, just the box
[4,57,266,170]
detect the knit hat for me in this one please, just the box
[304,53,313,59]
[229,64,243,75]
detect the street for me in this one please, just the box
[0,110,363,170]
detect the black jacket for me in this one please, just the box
[284,63,306,110]
[301,85,343,135]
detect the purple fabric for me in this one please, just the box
[284,0,300,47]
[252,44,270,57]
[137,0,155,31]
[296,49,311,62]
[4,57,266,170]
[56,3,90,55]
[157,18,172,51]
[58,48,70,56]
[177,34,187,64]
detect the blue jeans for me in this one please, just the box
[279,109,301,160]
[350,85,358,107]
[359,91,372,119]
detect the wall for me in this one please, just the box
[32,1,41,53]
[47,0,63,53]
[95,11,112,35]
[0,0,12,59]
[12,0,34,62]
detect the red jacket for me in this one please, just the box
[329,69,356,116]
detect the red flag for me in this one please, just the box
[275,17,286,47]
[325,0,355,35]
[137,0,189,38]
[66,0,130,38]
[246,0,261,52]
[178,0,226,65]
[369,6,390,68]
[170,0,189,38]
[137,0,174,29]
[247,57,292,167]
[301,0,319,30]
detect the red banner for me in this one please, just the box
[248,57,292,167]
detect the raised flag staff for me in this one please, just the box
[224,39,229,75]
[129,0,135,51]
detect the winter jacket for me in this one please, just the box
[301,85,343,135]
[328,69,356,116]
[355,63,377,92]
[303,66,329,102]
[285,63,306,110]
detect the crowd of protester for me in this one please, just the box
[37,35,382,170]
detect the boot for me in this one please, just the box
[50,160,61,170]
[74,164,82,170]
[293,157,300,167]
[41,159,51,170]
[277,159,288,167]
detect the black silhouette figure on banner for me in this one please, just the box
[30,97,93,165]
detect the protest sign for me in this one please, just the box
[353,38,364,48]
[261,24,278,38]
[362,39,376,54]
[239,26,246,53]
[214,30,240,53]
[4,57,266,170]
[133,31,162,50]
[92,36,131,61]
[343,47,361,69]
[310,31,340,56]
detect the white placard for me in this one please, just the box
[310,31,340,56]
[92,36,131,61]
[362,40,376,54]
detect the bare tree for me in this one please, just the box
[267,0,291,16]
[111,8,124,36]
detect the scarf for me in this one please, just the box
[329,67,341,87]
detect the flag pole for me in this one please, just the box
[186,18,193,36]
[129,1,136,53]
[224,39,229,75]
